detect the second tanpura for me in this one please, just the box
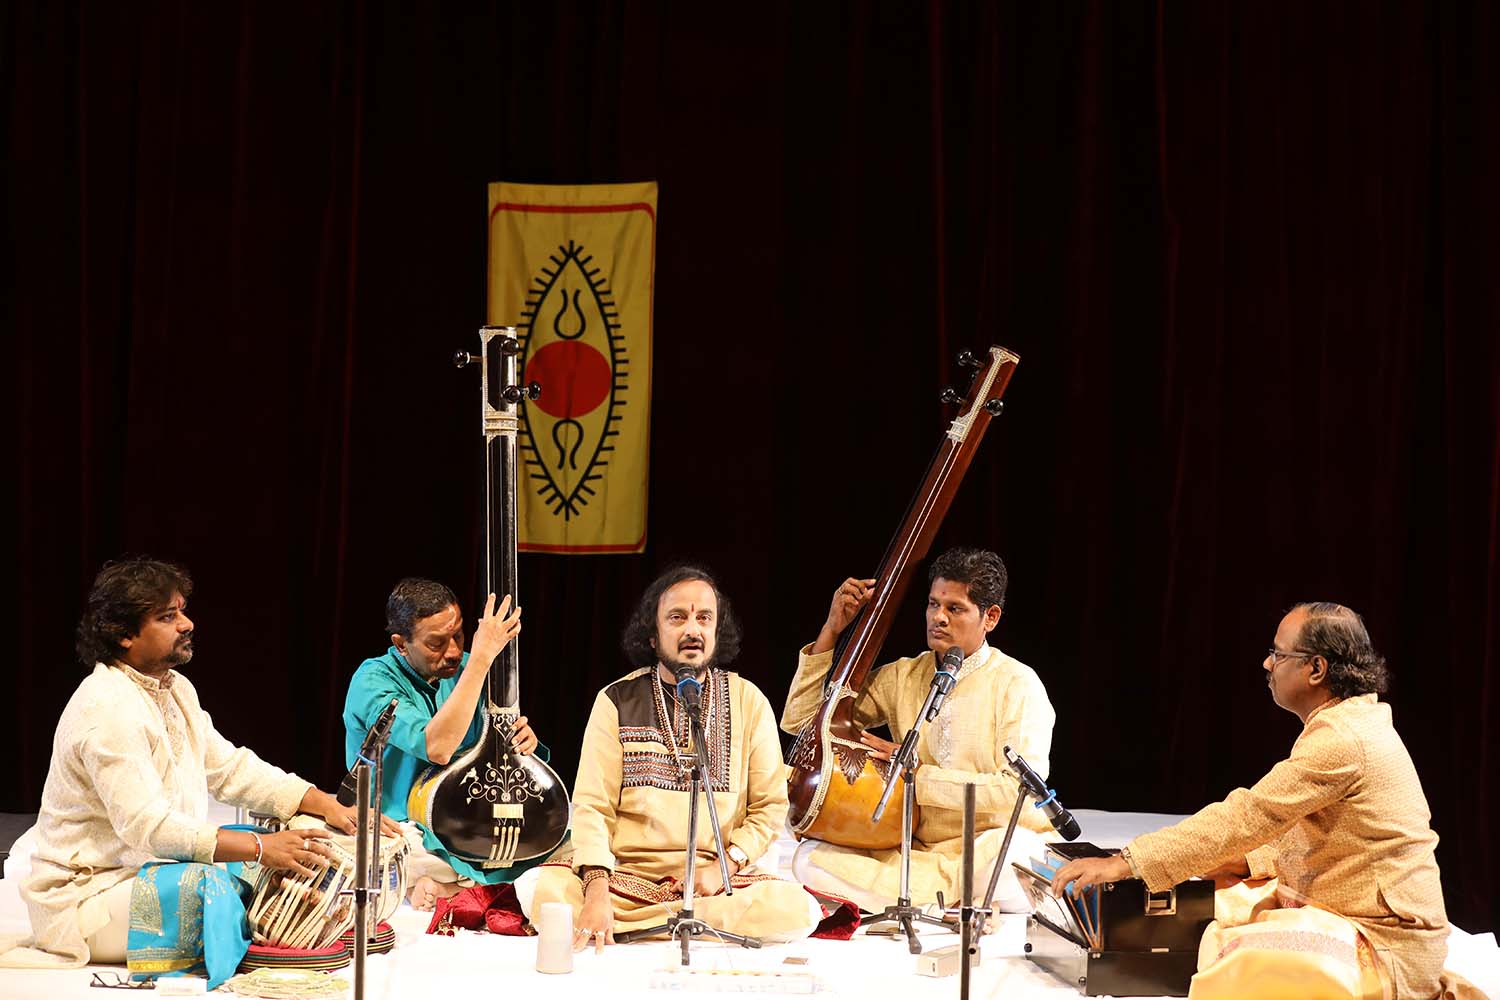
[785,346,1019,850]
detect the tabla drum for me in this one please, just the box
[245,820,408,951]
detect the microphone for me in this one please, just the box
[924,645,964,721]
[1003,744,1081,841]
[673,664,703,719]
[338,698,399,806]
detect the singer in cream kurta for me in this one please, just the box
[1,662,311,968]
[526,667,820,939]
[781,642,1056,911]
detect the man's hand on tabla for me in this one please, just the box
[319,800,401,839]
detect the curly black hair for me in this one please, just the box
[621,564,742,668]
[75,558,194,667]
[928,547,1008,611]
[385,578,460,639]
[1293,602,1391,698]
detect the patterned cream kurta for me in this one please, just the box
[781,643,1056,907]
[3,662,311,967]
[1128,695,1448,999]
[529,667,818,939]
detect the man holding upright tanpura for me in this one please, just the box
[1051,603,1465,1000]
[781,547,1057,915]
[520,565,822,950]
[342,577,552,910]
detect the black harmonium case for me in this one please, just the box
[1023,842,1214,997]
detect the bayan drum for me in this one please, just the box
[245,824,407,951]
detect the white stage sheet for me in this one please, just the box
[2,807,1495,1000]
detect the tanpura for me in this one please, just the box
[785,347,1019,850]
[407,327,571,868]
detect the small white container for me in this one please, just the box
[535,901,575,974]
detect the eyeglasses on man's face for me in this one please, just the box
[1266,647,1315,665]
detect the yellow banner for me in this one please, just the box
[487,181,656,553]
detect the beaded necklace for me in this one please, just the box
[650,666,713,779]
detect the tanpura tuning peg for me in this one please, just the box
[502,382,544,403]
[985,399,1004,416]
[940,386,963,405]
[453,350,477,368]
[956,349,982,369]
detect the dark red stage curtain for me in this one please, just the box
[6,2,1496,931]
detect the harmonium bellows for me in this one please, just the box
[1018,842,1214,997]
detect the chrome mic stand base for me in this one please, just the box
[858,767,955,954]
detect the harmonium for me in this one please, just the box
[1018,843,1215,997]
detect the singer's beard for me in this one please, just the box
[660,648,715,678]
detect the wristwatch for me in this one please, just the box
[726,844,750,872]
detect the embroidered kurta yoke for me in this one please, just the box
[530,667,818,940]
[1127,695,1448,999]
[780,643,1056,909]
[13,663,310,966]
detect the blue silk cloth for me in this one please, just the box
[125,832,255,988]
[343,646,558,884]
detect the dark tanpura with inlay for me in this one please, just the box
[407,327,571,868]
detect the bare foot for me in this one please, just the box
[409,875,463,911]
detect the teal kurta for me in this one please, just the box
[343,646,552,884]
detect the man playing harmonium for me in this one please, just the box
[1051,603,1463,1000]
[1,558,386,971]
[342,577,551,910]
[520,566,823,950]
[781,546,1057,915]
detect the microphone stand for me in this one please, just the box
[344,721,390,1000]
[969,773,1030,941]
[861,671,958,954]
[614,690,761,964]
[959,785,979,1000]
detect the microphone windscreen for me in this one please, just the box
[1057,812,1082,841]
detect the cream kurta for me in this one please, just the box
[1127,695,1447,999]
[529,667,817,939]
[780,642,1056,908]
[7,662,311,966]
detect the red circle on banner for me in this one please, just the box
[524,341,613,419]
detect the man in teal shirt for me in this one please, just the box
[343,577,551,909]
